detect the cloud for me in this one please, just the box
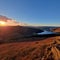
[0,15,26,26]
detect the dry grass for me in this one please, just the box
[0,37,60,60]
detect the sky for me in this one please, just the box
[0,0,60,26]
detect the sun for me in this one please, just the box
[0,21,6,26]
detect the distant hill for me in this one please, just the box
[35,26,57,31]
[0,26,43,43]
[52,28,60,32]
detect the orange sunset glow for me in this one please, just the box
[0,21,6,26]
[0,19,20,26]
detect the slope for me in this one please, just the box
[0,37,60,60]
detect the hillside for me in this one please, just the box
[0,37,60,60]
[52,28,60,32]
[0,26,43,43]
[0,26,60,60]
